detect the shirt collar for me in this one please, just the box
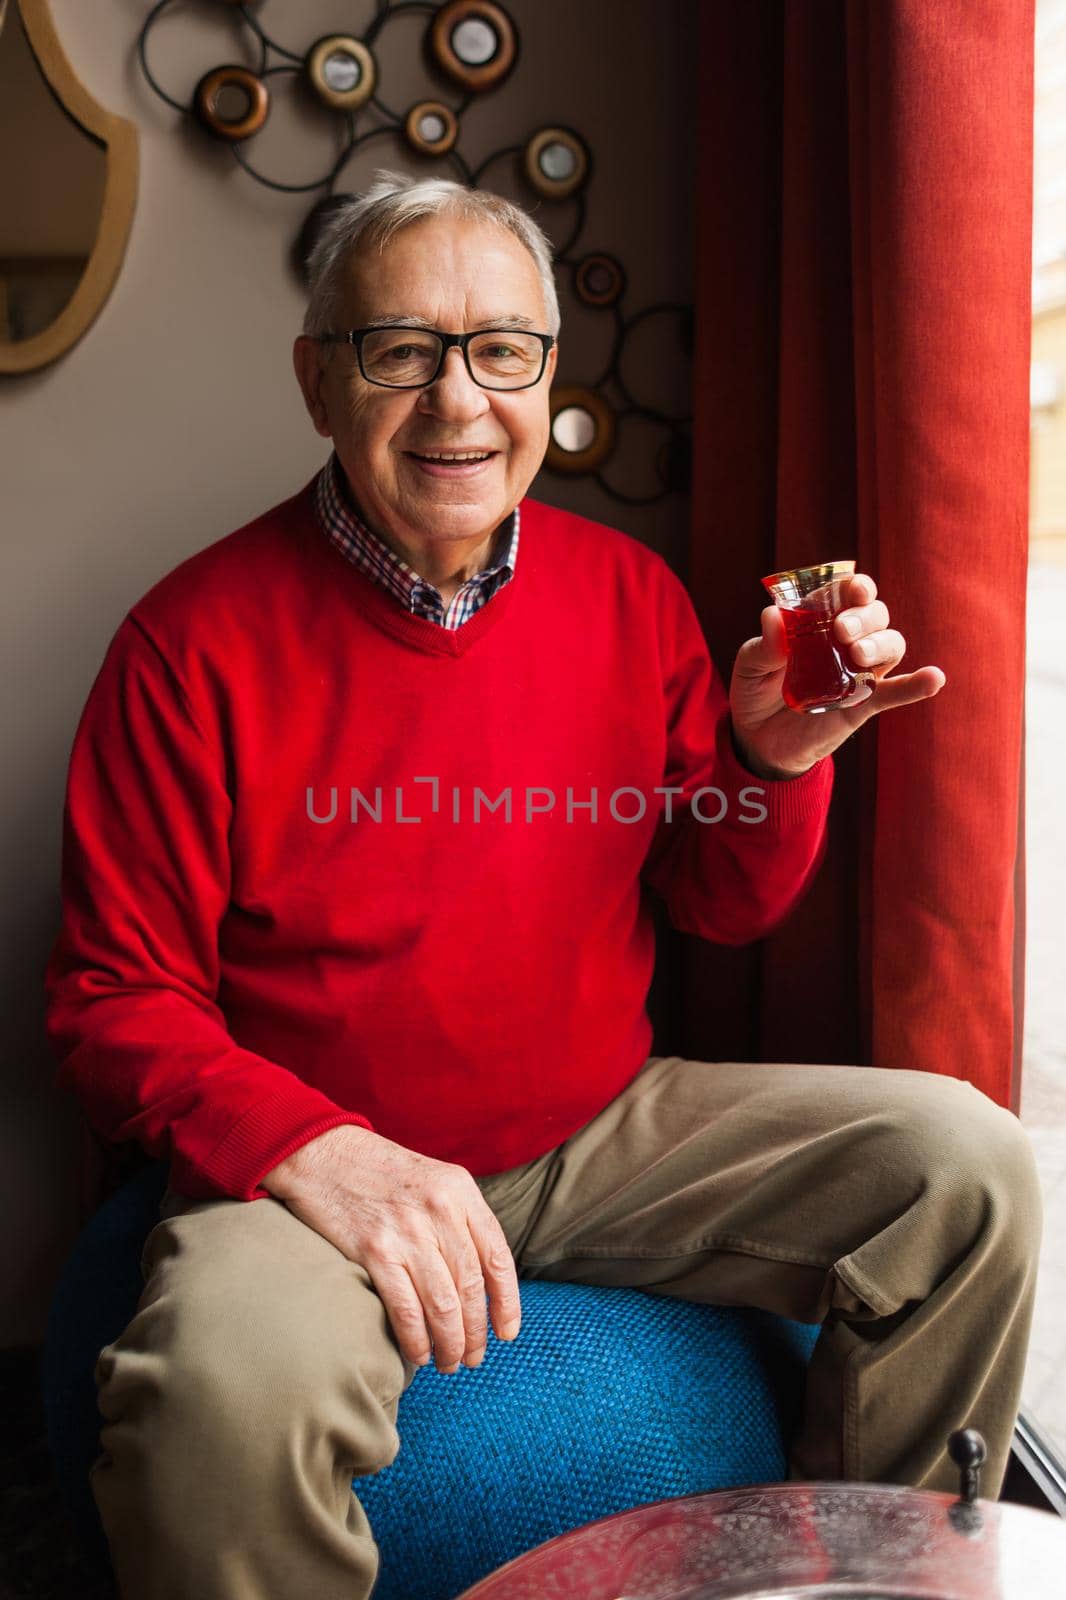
[313,452,519,613]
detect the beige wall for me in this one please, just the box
[1,0,696,1344]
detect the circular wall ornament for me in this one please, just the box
[193,66,269,143]
[307,37,377,112]
[574,252,625,308]
[547,386,616,475]
[135,1,691,507]
[524,127,589,200]
[430,1,517,93]
[404,100,459,156]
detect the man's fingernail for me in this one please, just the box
[500,1319,521,1339]
[839,615,861,639]
[416,1352,431,1367]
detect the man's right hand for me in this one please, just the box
[261,1126,521,1374]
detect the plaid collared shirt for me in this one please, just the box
[313,453,519,630]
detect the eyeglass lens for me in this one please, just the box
[361,329,544,389]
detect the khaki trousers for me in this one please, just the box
[90,1056,1042,1600]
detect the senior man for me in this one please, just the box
[45,172,1040,1600]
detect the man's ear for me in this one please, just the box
[293,336,333,440]
[546,340,559,387]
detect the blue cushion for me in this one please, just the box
[44,1162,818,1599]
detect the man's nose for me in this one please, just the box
[416,348,491,421]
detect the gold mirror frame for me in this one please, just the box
[0,0,138,375]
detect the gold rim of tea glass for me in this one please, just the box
[761,559,855,590]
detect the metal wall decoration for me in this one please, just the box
[136,0,691,504]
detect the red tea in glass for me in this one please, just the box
[761,560,874,713]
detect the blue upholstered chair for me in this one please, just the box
[44,1160,819,1600]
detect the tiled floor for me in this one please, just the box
[1018,559,1066,1458]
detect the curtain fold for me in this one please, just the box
[686,0,1034,1107]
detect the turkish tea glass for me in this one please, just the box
[761,559,874,713]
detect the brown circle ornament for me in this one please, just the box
[430,1,517,93]
[404,100,459,157]
[193,66,269,143]
[523,127,590,200]
[307,36,377,111]
[546,386,616,475]
[574,252,626,308]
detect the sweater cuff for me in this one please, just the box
[719,715,834,829]
[196,1085,375,1201]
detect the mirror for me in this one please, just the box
[0,0,137,374]
[552,406,597,454]
[430,2,516,93]
[575,253,625,307]
[452,18,498,65]
[404,101,458,157]
[524,127,589,200]
[546,386,616,475]
[538,141,577,182]
[418,112,447,142]
[215,81,255,122]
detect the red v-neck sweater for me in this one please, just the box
[45,480,833,1202]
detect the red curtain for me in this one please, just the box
[684,1,1034,1109]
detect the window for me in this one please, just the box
[1020,0,1066,1485]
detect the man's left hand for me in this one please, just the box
[730,573,946,781]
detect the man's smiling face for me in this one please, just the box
[293,215,558,556]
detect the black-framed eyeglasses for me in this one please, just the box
[317,326,556,391]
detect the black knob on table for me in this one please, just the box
[948,1428,987,1504]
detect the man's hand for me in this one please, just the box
[730,573,946,780]
[261,1126,521,1374]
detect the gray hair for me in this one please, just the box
[302,170,561,342]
